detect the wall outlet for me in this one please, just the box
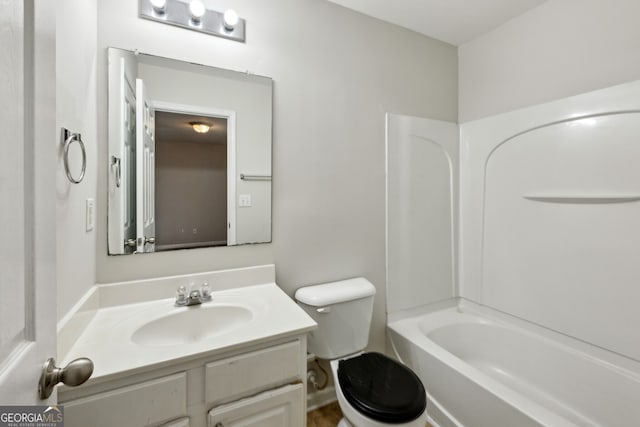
[238,194,252,207]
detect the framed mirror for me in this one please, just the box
[107,48,273,255]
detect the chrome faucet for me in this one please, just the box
[175,283,212,307]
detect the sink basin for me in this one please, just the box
[131,304,253,346]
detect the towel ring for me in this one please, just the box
[62,128,86,184]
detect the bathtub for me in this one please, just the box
[388,301,640,427]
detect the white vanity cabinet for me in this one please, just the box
[58,337,307,427]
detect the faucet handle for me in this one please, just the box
[201,282,212,301]
[175,285,188,306]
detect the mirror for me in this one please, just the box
[107,48,272,255]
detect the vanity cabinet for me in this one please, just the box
[58,337,307,427]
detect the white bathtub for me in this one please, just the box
[388,301,640,427]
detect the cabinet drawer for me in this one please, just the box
[63,373,187,427]
[205,340,302,404]
[208,383,304,427]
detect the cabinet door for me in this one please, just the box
[208,383,303,427]
[63,373,187,427]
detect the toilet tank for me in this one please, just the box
[294,278,376,359]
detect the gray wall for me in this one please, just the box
[459,0,640,122]
[56,0,98,321]
[93,0,457,352]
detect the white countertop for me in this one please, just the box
[62,282,316,385]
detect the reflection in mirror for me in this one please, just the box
[155,111,228,251]
[107,48,273,255]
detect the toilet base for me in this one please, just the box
[338,418,352,427]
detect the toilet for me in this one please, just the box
[295,278,427,427]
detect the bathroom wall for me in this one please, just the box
[455,0,640,358]
[459,0,640,122]
[94,0,457,352]
[56,0,98,321]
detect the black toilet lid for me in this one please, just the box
[337,352,426,424]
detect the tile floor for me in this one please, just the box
[306,402,434,427]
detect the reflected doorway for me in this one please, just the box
[155,110,229,250]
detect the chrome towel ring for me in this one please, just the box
[62,127,86,184]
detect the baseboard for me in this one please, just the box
[306,385,337,412]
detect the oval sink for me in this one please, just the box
[131,305,253,346]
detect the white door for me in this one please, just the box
[136,79,156,253]
[107,49,138,254]
[0,0,57,404]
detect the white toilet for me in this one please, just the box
[295,278,426,427]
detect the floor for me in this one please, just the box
[306,402,434,427]
[307,402,342,427]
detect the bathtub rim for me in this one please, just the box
[390,298,640,378]
[388,298,640,427]
[389,316,575,427]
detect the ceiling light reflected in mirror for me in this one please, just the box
[190,122,211,133]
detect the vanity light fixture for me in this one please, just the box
[139,0,246,42]
[190,122,210,133]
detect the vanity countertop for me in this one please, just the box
[61,282,316,386]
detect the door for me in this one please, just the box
[0,0,57,404]
[107,49,138,254]
[136,79,156,253]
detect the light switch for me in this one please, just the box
[238,194,252,207]
[86,198,95,232]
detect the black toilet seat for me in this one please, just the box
[337,352,426,424]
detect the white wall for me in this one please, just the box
[458,0,640,359]
[459,0,640,122]
[95,0,457,352]
[56,0,98,321]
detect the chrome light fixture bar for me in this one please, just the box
[139,0,246,43]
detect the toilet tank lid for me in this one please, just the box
[295,277,376,306]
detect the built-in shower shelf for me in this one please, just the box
[523,194,640,204]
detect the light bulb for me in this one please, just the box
[190,122,210,133]
[189,0,205,22]
[223,9,239,30]
[149,0,166,13]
